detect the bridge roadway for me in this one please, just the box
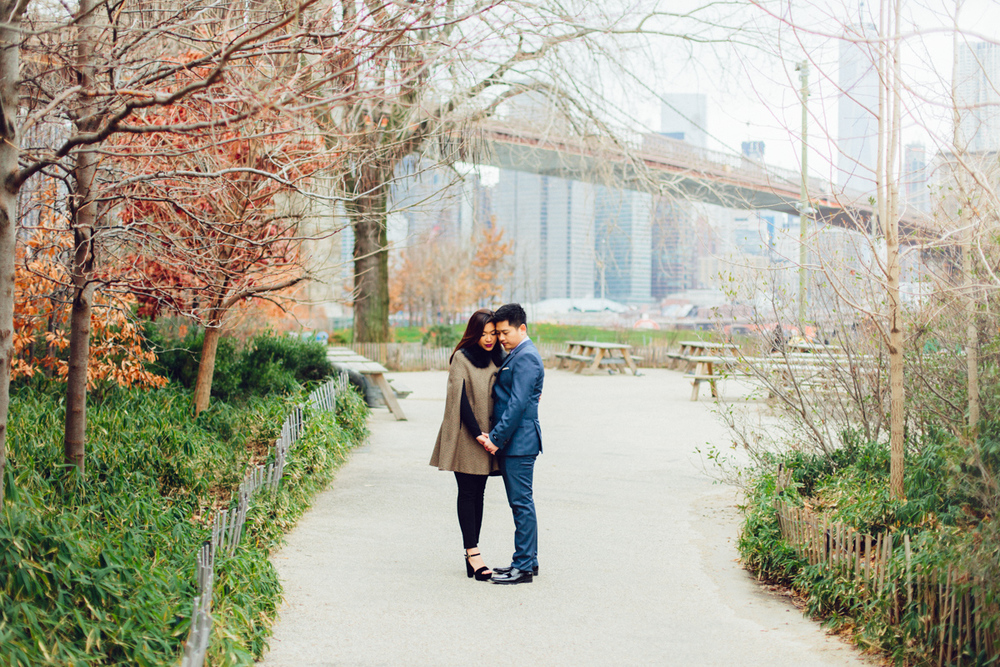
[475,120,933,241]
[259,369,870,666]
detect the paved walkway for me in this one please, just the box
[259,368,870,666]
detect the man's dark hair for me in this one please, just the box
[493,303,527,329]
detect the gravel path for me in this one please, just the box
[259,368,870,666]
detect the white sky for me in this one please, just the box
[621,0,1000,177]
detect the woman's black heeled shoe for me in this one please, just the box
[464,552,492,581]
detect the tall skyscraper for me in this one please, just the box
[956,40,1000,153]
[492,170,544,303]
[594,187,652,303]
[651,198,697,298]
[661,93,707,148]
[391,155,465,239]
[741,141,765,162]
[652,93,708,299]
[388,154,496,261]
[837,22,879,196]
[903,143,929,212]
[493,171,597,303]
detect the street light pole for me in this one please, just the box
[796,60,810,324]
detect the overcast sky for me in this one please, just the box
[620,0,1000,178]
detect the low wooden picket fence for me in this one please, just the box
[350,342,681,372]
[774,499,998,666]
[179,373,349,667]
[351,342,451,371]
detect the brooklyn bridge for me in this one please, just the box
[471,119,935,242]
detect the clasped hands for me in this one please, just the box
[477,433,499,454]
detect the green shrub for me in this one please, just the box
[238,333,333,386]
[150,327,241,397]
[1,381,368,666]
[737,470,805,585]
[421,324,460,349]
[737,424,1000,665]
[152,329,333,403]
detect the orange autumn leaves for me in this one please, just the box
[13,52,323,390]
[390,224,512,322]
[111,57,321,325]
[14,221,167,390]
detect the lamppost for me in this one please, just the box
[795,60,811,324]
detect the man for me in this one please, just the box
[477,303,543,585]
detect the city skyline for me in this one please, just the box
[956,40,1000,153]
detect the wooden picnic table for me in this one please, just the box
[326,347,407,420]
[669,340,741,369]
[783,342,843,354]
[679,344,880,401]
[682,353,827,401]
[682,355,743,400]
[555,340,639,375]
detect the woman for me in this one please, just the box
[430,309,503,581]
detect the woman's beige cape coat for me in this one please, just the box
[429,350,500,475]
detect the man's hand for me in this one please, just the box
[478,433,499,454]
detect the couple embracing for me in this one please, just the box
[429,303,543,585]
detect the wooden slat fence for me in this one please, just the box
[774,499,998,665]
[351,342,450,370]
[179,373,350,667]
[351,342,683,372]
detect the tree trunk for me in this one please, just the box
[348,178,390,343]
[0,0,28,507]
[884,0,906,501]
[193,326,222,415]
[887,213,905,500]
[963,234,979,434]
[952,0,979,434]
[63,281,95,470]
[63,0,101,472]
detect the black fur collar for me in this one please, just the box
[461,344,503,368]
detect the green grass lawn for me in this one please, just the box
[332,323,730,347]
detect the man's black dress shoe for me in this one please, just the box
[491,567,533,585]
[493,565,538,577]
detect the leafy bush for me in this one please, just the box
[421,324,460,349]
[151,329,333,403]
[151,327,240,395]
[1,381,368,666]
[737,425,1000,664]
[737,469,804,585]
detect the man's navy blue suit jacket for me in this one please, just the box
[489,338,544,457]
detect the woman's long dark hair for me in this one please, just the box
[451,309,494,362]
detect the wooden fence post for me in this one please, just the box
[181,374,346,667]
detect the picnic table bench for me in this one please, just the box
[770,353,879,393]
[668,341,742,370]
[555,340,639,375]
[671,341,875,401]
[682,355,841,401]
[682,355,754,400]
[326,347,407,420]
[723,353,878,400]
[784,342,843,354]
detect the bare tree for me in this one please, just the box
[316,0,743,342]
[0,0,29,505]
[107,70,324,414]
[873,0,906,499]
[2,0,340,480]
[721,0,1000,503]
